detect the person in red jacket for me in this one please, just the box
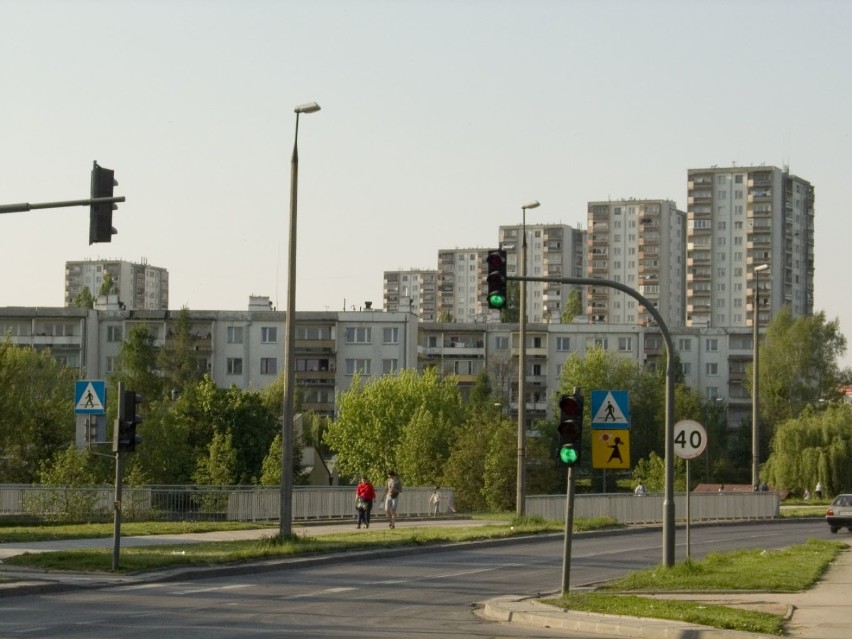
[355,476,376,529]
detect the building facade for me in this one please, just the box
[382,269,438,320]
[65,258,169,311]
[587,199,686,328]
[686,165,814,329]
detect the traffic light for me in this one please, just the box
[89,161,118,244]
[114,390,143,453]
[557,392,583,465]
[486,250,508,309]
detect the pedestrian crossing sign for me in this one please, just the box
[591,390,630,428]
[75,380,106,415]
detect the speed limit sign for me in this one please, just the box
[674,420,707,459]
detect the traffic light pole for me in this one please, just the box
[561,465,576,594]
[0,196,125,215]
[113,382,126,571]
[512,275,677,568]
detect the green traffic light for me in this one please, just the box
[560,446,578,465]
[488,292,507,309]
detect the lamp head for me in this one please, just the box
[521,200,540,211]
[295,102,321,114]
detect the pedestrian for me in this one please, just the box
[803,487,811,501]
[815,481,824,500]
[382,470,402,529]
[429,486,441,516]
[634,482,647,496]
[355,475,376,529]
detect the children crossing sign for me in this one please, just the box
[591,390,630,469]
[75,380,106,415]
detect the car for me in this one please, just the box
[826,494,852,533]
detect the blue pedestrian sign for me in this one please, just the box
[75,380,106,415]
[591,390,630,428]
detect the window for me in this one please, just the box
[454,360,473,375]
[382,359,399,374]
[260,358,277,374]
[383,327,399,344]
[106,356,117,373]
[345,358,371,375]
[106,325,123,342]
[345,327,372,343]
[678,338,692,352]
[681,362,692,376]
[495,336,509,350]
[618,337,632,351]
[706,338,719,352]
[227,326,244,344]
[556,336,571,351]
[261,327,277,343]
[227,358,243,375]
[705,362,719,375]
[586,337,608,349]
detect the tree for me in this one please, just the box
[0,341,76,483]
[561,289,583,324]
[750,309,847,429]
[324,368,466,483]
[160,306,201,395]
[99,271,115,297]
[193,430,238,486]
[74,286,94,309]
[762,403,852,496]
[113,324,164,403]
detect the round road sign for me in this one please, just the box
[673,419,707,460]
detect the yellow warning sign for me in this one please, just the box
[591,430,631,469]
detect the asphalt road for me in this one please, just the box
[0,519,833,638]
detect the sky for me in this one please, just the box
[2,0,851,367]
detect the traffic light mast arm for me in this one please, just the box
[514,274,677,568]
[0,196,126,215]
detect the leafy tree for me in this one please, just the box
[193,430,238,486]
[0,341,76,483]
[762,403,852,496]
[28,446,103,521]
[750,309,847,428]
[325,368,465,483]
[74,286,94,309]
[160,306,201,395]
[501,281,520,323]
[99,271,115,296]
[483,417,517,510]
[561,289,583,324]
[258,433,309,486]
[132,399,194,484]
[632,451,687,492]
[113,324,164,403]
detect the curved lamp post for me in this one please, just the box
[280,101,320,538]
[517,199,539,516]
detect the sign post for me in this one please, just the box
[674,419,707,558]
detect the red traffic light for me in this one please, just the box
[559,395,582,417]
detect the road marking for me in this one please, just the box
[176,584,252,595]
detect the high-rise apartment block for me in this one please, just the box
[383,269,437,320]
[436,248,496,323]
[65,259,169,311]
[686,166,814,328]
[498,224,586,323]
[587,200,686,328]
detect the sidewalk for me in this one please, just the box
[1,522,851,639]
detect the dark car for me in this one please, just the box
[826,494,852,533]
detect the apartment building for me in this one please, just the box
[382,269,437,320]
[498,223,587,323]
[587,200,686,328]
[435,248,497,323]
[686,165,815,329]
[65,258,169,311]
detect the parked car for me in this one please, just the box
[826,494,852,533]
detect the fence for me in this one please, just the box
[0,485,453,523]
[526,491,780,524]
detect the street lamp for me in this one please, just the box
[517,199,540,516]
[280,101,320,538]
[752,263,769,491]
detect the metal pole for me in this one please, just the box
[280,114,301,539]
[561,465,576,594]
[685,459,691,559]
[516,208,527,516]
[752,268,761,491]
[112,382,125,570]
[0,196,125,215]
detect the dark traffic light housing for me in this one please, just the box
[89,161,118,244]
[557,392,583,466]
[486,250,508,309]
[114,390,143,453]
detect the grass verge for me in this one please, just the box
[542,539,848,636]
[1,515,618,573]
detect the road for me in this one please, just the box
[0,519,833,638]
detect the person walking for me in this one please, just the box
[355,476,376,529]
[634,482,647,496]
[816,481,824,500]
[429,486,441,516]
[382,470,402,529]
